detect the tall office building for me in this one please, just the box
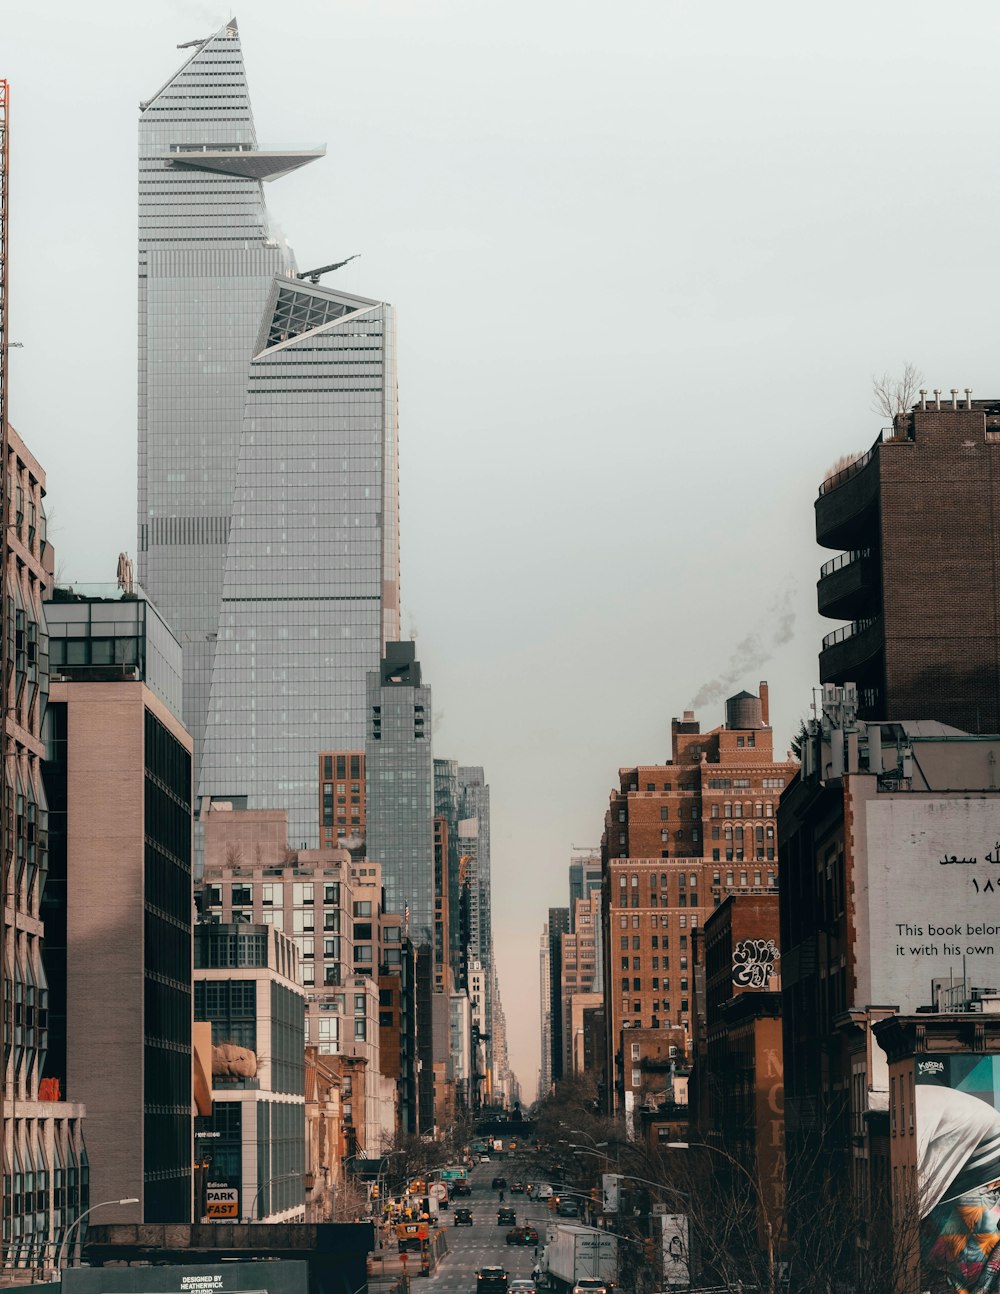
[137,21,399,847]
[816,393,1000,730]
[458,768,492,964]
[547,907,570,1084]
[568,851,601,916]
[539,925,552,1097]
[365,643,434,946]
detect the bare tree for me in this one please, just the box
[871,362,923,420]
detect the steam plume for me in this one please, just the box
[689,585,796,712]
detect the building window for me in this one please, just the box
[660,807,669,821]
[724,802,732,818]
[631,1069,641,1088]
[354,1020,367,1041]
[631,1043,640,1061]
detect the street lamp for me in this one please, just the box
[666,1141,775,1294]
[246,1170,301,1222]
[57,1198,139,1274]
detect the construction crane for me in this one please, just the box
[296,254,360,284]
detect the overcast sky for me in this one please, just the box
[5,0,999,1101]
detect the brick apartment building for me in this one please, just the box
[816,393,1000,731]
[601,683,797,1114]
[696,892,783,1229]
[318,751,365,848]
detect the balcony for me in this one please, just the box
[815,442,880,551]
[817,548,878,620]
[819,616,883,686]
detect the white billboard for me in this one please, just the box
[601,1173,619,1213]
[861,797,1000,1010]
[660,1213,689,1288]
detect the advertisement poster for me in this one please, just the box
[601,1174,619,1214]
[660,1214,689,1289]
[916,1055,1000,1293]
[863,799,1000,1011]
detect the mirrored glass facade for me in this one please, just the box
[137,21,399,849]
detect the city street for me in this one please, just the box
[429,1162,548,1294]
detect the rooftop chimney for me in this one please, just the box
[759,680,770,726]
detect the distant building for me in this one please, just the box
[45,583,193,1224]
[194,923,305,1222]
[569,852,602,914]
[200,810,396,1151]
[547,908,570,1084]
[815,395,1000,730]
[600,682,797,1112]
[4,426,88,1272]
[366,643,433,947]
[318,752,366,849]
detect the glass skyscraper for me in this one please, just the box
[366,643,434,947]
[137,20,399,848]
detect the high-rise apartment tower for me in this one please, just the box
[137,21,399,846]
[816,394,1000,730]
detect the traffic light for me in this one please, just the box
[372,1184,380,1199]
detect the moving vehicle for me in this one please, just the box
[510,1182,525,1195]
[492,1176,507,1190]
[509,1282,535,1294]
[451,1181,473,1197]
[537,1184,554,1199]
[556,1198,581,1218]
[506,1226,540,1246]
[497,1206,517,1226]
[544,1224,617,1294]
[572,1281,608,1294]
[477,1267,509,1294]
[454,1207,474,1227]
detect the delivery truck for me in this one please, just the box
[542,1225,617,1294]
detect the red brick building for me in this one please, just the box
[816,395,1000,731]
[601,683,797,1114]
[697,893,784,1228]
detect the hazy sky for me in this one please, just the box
[5,0,1000,1100]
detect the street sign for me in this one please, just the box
[429,1183,447,1201]
[440,1169,467,1181]
[205,1186,239,1220]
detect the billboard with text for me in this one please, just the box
[860,798,1000,1010]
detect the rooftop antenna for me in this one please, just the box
[296,254,360,285]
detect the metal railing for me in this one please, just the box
[821,617,879,651]
[818,547,871,578]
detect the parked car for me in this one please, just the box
[492,1176,508,1190]
[505,1226,539,1246]
[477,1268,509,1294]
[497,1206,517,1226]
[454,1208,474,1227]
